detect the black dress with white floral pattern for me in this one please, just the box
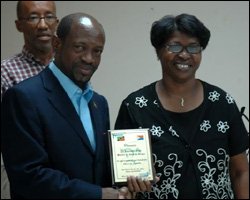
[115,80,249,199]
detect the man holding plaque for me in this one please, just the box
[2,12,152,199]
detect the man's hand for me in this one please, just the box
[127,176,150,193]
[102,188,119,199]
[127,175,160,193]
[102,187,132,199]
[118,187,134,199]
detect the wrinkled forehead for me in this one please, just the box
[19,1,56,15]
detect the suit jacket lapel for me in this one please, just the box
[89,99,102,154]
[41,68,94,153]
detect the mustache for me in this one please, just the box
[75,62,95,70]
[36,31,52,37]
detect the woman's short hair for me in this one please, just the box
[150,13,211,50]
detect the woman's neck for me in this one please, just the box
[160,78,198,97]
[156,78,203,112]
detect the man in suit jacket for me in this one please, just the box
[1,12,151,199]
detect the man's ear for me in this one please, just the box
[15,20,23,32]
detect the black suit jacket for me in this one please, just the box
[1,68,111,199]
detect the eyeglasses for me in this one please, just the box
[20,15,57,25]
[165,44,202,54]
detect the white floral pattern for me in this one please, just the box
[144,153,183,199]
[196,148,234,199]
[135,96,148,108]
[153,100,158,105]
[208,90,220,102]
[169,126,179,137]
[226,93,234,104]
[200,120,211,132]
[217,121,230,133]
[150,125,164,137]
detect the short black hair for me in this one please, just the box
[150,13,211,50]
[56,13,105,42]
[56,13,75,41]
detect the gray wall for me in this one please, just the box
[1,1,249,129]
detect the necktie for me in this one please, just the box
[79,95,96,151]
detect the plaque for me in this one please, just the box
[108,129,154,185]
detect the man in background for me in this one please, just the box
[1,1,58,198]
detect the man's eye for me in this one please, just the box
[75,46,83,50]
[94,49,103,55]
[46,16,54,19]
[74,46,86,52]
[29,16,39,20]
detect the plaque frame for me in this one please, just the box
[108,128,154,185]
